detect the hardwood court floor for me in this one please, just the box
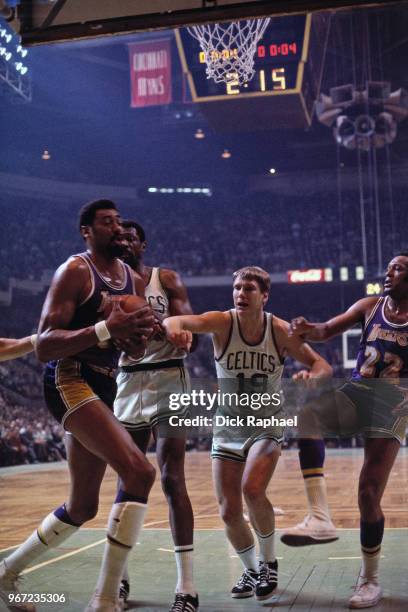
[1,449,408,611]
[1,529,408,611]
[1,448,408,548]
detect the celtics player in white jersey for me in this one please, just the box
[114,221,198,612]
[164,266,332,602]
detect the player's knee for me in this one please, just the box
[121,453,156,492]
[242,480,265,504]
[138,460,156,490]
[220,501,241,525]
[160,467,184,498]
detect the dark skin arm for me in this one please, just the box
[36,258,154,362]
[273,316,333,379]
[289,297,379,342]
[160,268,198,352]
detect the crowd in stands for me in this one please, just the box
[0,191,406,289]
[0,187,405,465]
[0,324,349,467]
[0,389,66,466]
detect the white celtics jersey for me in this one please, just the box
[215,309,284,394]
[120,267,187,366]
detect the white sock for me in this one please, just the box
[361,547,381,583]
[255,530,276,563]
[122,564,130,583]
[304,476,331,522]
[4,512,79,575]
[174,545,195,595]
[95,501,147,600]
[236,543,257,571]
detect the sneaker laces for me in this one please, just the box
[236,569,257,588]
[119,580,129,601]
[258,562,270,586]
[170,593,189,612]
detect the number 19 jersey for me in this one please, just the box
[215,309,284,396]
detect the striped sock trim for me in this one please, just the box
[237,543,256,554]
[254,529,275,540]
[302,468,324,478]
[36,528,47,546]
[362,545,381,556]
[107,534,132,550]
[175,545,194,553]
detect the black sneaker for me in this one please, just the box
[255,560,278,601]
[119,579,130,609]
[231,568,258,599]
[169,593,199,612]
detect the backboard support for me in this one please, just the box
[14,0,398,46]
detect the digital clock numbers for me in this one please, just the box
[257,42,298,57]
[226,68,287,95]
[176,14,308,101]
[199,41,298,65]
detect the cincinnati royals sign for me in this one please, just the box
[129,39,172,107]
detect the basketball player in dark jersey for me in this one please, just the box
[287,252,408,609]
[115,221,198,612]
[0,200,156,612]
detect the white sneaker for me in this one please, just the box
[84,593,124,612]
[349,580,383,609]
[0,561,36,611]
[280,514,338,546]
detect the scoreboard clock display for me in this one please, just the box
[175,12,329,130]
[176,14,309,100]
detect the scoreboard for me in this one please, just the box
[176,14,308,99]
[175,13,329,130]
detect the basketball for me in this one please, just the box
[104,293,149,317]
[105,294,151,360]
[117,293,149,314]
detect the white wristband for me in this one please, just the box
[30,334,37,347]
[95,320,111,343]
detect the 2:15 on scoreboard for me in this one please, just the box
[226,67,287,95]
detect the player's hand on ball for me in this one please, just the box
[106,297,154,341]
[289,316,314,338]
[151,315,165,341]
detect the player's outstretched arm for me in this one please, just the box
[163,311,229,350]
[289,297,378,342]
[274,317,333,380]
[0,334,37,362]
[36,259,154,362]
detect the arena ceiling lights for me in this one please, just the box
[0,17,30,101]
[147,186,212,196]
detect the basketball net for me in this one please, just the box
[187,18,270,86]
